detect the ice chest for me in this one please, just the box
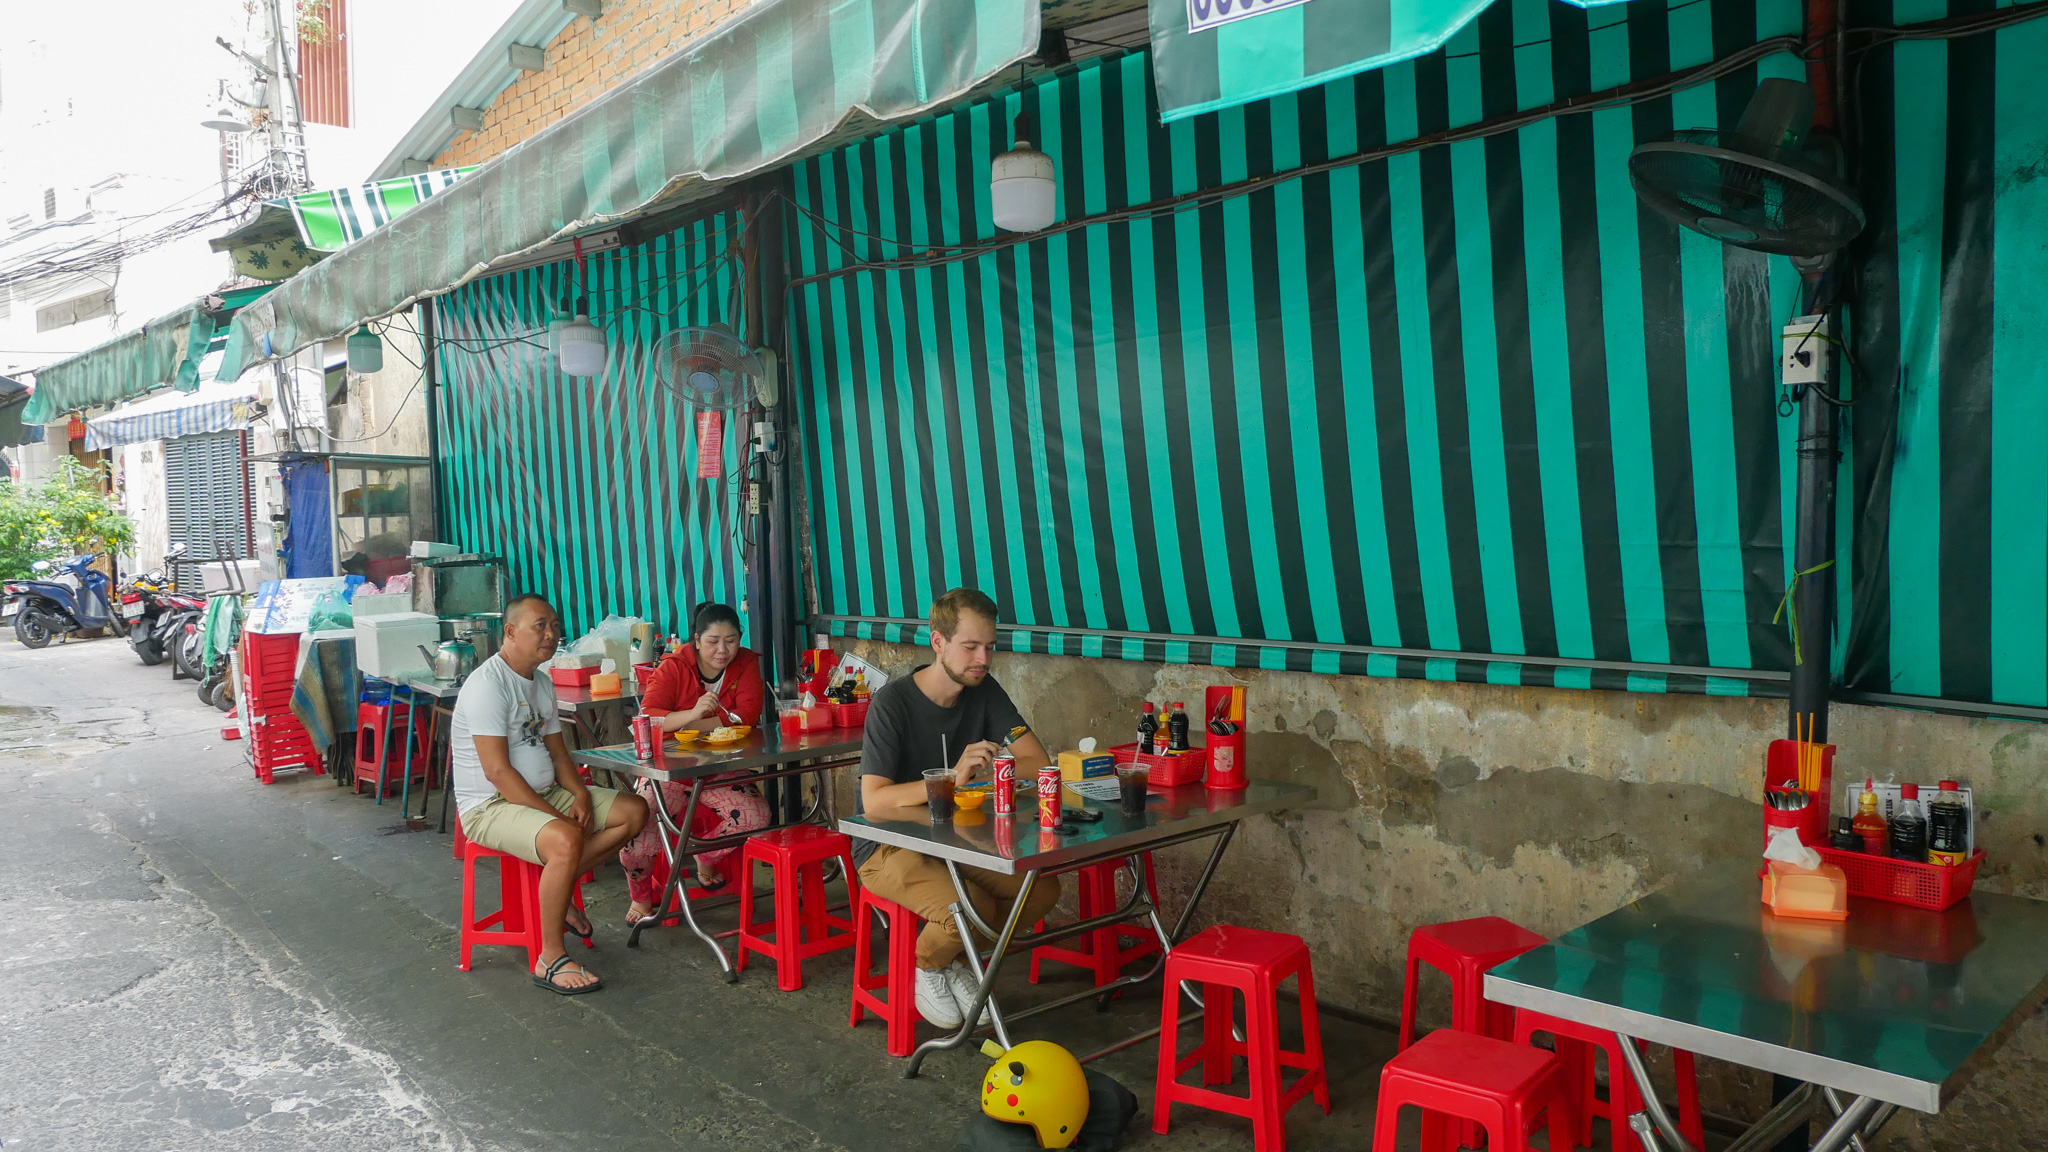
[354,611,440,680]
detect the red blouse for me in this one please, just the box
[641,643,765,726]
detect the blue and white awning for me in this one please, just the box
[84,353,258,450]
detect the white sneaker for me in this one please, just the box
[944,961,993,1027]
[915,967,965,1028]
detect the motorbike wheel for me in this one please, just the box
[198,675,220,707]
[136,631,167,666]
[175,629,204,680]
[210,678,235,712]
[15,610,53,649]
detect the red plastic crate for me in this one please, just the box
[549,664,598,688]
[1109,742,1207,787]
[1817,847,1984,911]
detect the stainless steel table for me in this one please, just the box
[1485,858,2048,1152]
[570,730,862,978]
[842,779,1315,1077]
[552,682,642,756]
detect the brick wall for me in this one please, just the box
[431,0,752,168]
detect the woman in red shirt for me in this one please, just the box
[618,603,770,922]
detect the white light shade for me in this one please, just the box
[990,144,1056,232]
[551,315,607,377]
[201,106,250,133]
[346,326,383,373]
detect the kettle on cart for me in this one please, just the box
[418,639,477,682]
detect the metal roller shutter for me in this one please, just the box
[163,431,252,593]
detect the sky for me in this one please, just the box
[0,0,521,366]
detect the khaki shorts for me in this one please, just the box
[461,785,622,865]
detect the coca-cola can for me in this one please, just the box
[1037,765,1062,828]
[992,751,1017,815]
[631,714,656,760]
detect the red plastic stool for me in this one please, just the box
[457,834,589,972]
[354,701,430,797]
[736,825,858,991]
[1371,1028,1570,1152]
[848,886,927,1056]
[1398,916,1547,1048]
[1515,1008,1704,1152]
[1153,925,1329,1152]
[1030,855,1162,987]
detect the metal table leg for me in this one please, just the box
[905,869,1040,1078]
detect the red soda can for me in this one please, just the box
[993,814,1017,856]
[1037,765,1062,828]
[992,750,1017,815]
[631,714,656,760]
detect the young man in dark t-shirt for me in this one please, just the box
[852,588,1063,1030]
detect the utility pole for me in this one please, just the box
[261,0,311,195]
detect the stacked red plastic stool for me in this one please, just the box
[1398,916,1548,1048]
[1515,1008,1705,1152]
[1153,925,1329,1151]
[848,886,926,1056]
[1030,855,1161,987]
[1371,1028,1572,1152]
[352,699,431,797]
[240,632,323,783]
[456,820,589,971]
[736,825,858,991]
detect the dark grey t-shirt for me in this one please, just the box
[850,667,1026,864]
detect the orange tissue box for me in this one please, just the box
[588,671,623,696]
[1763,860,1849,921]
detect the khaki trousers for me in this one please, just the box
[857,844,1062,970]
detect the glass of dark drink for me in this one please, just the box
[1116,765,1150,816]
[923,768,956,821]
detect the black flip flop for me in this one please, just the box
[564,908,594,944]
[532,956,604,995]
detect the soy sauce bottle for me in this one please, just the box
[1889,783,1929,861]
[1137,702,1159,755]
[1829,817,1863,853]
[1167,702,1190,752]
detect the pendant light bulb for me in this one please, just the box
[346,324,383,373]
[551,313,607,377]
[990,112,1056,233]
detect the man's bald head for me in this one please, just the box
[498,593,562,673]
[504,593,553,629]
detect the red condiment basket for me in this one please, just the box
[832,699,869,728]
[1109,742,1207,787]
[1816,847,1984,911]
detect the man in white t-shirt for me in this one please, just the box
[452,593,646,994]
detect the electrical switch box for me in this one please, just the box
[1782,315,1832,387]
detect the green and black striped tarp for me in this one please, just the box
[432,218,750,640]
[787,0,2048,711]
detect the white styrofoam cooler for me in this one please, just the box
[355,611,442,680]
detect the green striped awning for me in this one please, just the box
[219,0,1044,384]
[22,301,216,425]
[288,168,474,251]
[1147,0,1629,122]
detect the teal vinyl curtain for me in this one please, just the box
[432,219,746,640]
[219,0,1042,384]
[1147,0,1630,122]
[23,301,215,425]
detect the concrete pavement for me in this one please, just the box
[0,636,1391,1151]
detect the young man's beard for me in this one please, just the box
[940,652,988,686]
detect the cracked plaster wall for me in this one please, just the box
[838,639,2048,1150]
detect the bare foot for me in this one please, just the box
[625,900,654,924]
[563,904,592,940]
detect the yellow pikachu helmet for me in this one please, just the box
[980,1040,1090,1149]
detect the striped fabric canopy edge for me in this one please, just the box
[84,389,259,451]
[286,168,475,252]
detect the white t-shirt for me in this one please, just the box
[450,654,564,817]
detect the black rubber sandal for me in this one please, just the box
[564,906,594,944]
[532,956,604,995]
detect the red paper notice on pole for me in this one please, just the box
[695,411,723,478]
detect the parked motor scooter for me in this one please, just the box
[117,543,203,667]
[8,553,118,649]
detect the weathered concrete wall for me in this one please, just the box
[839,637,2048,1150]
